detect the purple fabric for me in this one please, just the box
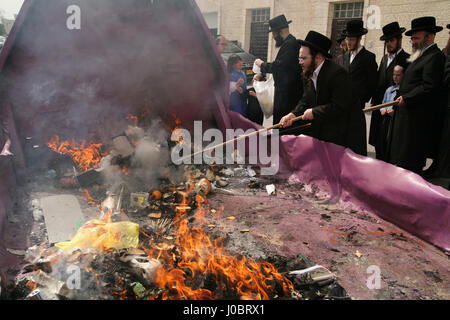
[226,110,450,252]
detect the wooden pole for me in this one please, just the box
[178,100,397,162]
[362,100,398,113]
[179,118,312,162]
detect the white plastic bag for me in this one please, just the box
[253,74,275,118]
[252,61,261,74]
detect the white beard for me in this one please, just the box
[407,48,423,63]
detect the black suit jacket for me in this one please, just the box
[343,47,378,108]
[261,34,301,90]
[369,49,410,148]
[372,49,410,105]
[389,44,446,171]
[436,54,450,178]
[261,34,303,125]
[292,59,366,155]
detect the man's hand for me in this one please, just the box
[255,59,264,68]
[279,113,296,128]
[381,109,387,116]
[387,108,395,116]
[396,96,405,107]
[301,108,314,121]
[249,91,257,98]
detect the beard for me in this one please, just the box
[408,42,426,63]
[387,44,399,54]
[407,49,423,63]
[302,59,316,79]
[274,34,284,48]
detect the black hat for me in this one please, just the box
[267,14,292,33]
[405,16,443,36]
[298,31,332,59]
[337,33,346,44]
[447,24,450,29]
[380,22,406,40]
[343,20,368,37]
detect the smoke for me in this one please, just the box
[97,118,184,192]
[3,0,220,147]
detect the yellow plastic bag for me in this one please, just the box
[55,219,139,251]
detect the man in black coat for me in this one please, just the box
[333,33,347,67]
[279,31,366,156]
[369,22,410,161]
[254,15,302,127]
[434,25,450,186]
[343,20,378,111]
[389,17,446,174]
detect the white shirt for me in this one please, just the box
[311,60,325,90]
[387,48,403,68]
[350,46,363,64]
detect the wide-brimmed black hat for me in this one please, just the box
[380,22,406,40]
[343,20,368,37]
[405,16,443,36]
[337,33,346,44]
[267,14,292,33]
[298,31,332,59]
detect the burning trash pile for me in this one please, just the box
[3,115,322,300]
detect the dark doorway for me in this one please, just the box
[249,8,270,61]
[330,2,364,59]
[209,28,218,39]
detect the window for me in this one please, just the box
[251,8,270,23]
[334,2,364,19]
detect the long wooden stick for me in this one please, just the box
[180,117,312,161]
[179,100,397,161]
[363,100,398,113]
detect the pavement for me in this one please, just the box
[209,174,450,300]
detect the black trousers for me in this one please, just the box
[273,88,301,129]
[375,114,393,162]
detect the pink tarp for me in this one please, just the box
[226,111,450,252]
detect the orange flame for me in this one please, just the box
[46,136,107,171]
[121,166,130,176]
[152,177,295,300]
[126,114,139,127]
[170,113,184,145]
[25,280,38,292]
[83,189,98,206]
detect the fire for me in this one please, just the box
[170,113,184,145]
[25,280,38,292]
[121,166,130,176]
[152,178,295,300]
[126,114,139,127]
[46,136,107,171]
[83,189,98,206]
